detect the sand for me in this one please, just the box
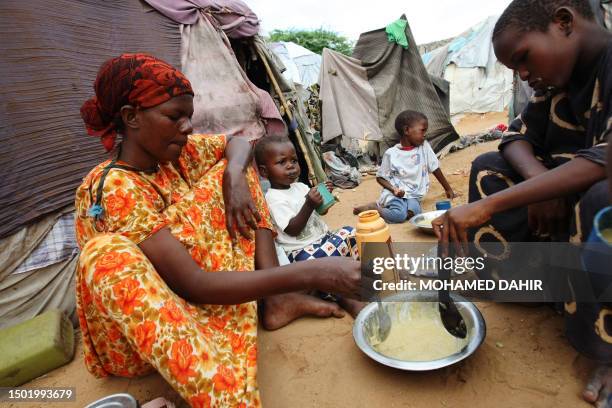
[9,134,595,408]
[452,111,510,136]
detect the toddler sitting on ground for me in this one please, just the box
[255,135,358,262]
[255,135,364,315]
[354,110,456,223]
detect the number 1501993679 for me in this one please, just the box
[0,387,76,402]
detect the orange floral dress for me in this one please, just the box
[74,134,272,407]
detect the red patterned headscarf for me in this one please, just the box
[81,53,194,151]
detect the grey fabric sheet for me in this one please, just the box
[429,75,451,115]
[424,44,451,78]
[319,49,383,143]
[0,0,181,239]
[13,213,77,275]
[0,208,77,329]
[352,18,458,152]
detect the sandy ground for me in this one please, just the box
[9,119,595,408]
[452,111,510,136]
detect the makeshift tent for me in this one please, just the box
[422,16,513,115]
[320,16,458,153]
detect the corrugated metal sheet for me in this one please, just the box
[0,0,181,238]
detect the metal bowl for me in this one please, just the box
[409,210,447,234]
[353,291,486,371]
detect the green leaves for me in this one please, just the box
[268,28,354,56]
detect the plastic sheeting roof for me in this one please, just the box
[447,16,497,69]
[422,16,499,70]
[421,15,514,114]
[270,41,322,87]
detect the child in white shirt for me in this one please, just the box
[255,135,363,316]
[255,135,358,263]
[354,110,456,223]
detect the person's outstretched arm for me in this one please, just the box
[139,227,361,304]
[432,168,456,199]
[433,157,606,248]
[501,140,550,180]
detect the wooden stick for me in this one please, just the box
[255,46,317,185]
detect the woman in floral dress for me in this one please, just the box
[74,54,360,407]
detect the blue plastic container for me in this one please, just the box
[582,207,612,283]
[436,200,452,211]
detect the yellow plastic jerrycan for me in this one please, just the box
[355,210,391,256]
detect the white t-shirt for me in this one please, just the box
[377,141,439,206]
[265,182,329,252]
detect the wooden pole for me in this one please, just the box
[255,46,317,185]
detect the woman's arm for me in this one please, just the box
[432,168,456,198]
[139,228,361,304]
[222,135,261,239]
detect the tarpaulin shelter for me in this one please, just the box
[319,16,458,154]
[422,16,513,115]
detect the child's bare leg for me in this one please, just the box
[353,202,378,215]
[583,365,612,407]
[337,297,367,318]
[262,293,345,331]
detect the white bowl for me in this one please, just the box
[409,210,447,234]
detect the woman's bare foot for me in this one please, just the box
[338,298,368,318]
[353,203,378,215]
[583,365,612,407]
[262,293,345,330]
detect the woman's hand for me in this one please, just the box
[393,188,406,198]
[312,257,362,299]
[223,164,261,240]
[325,181,334,193]
[445,188,458,199]
[432,201,493,256]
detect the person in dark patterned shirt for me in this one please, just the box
[432,1,611,406]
